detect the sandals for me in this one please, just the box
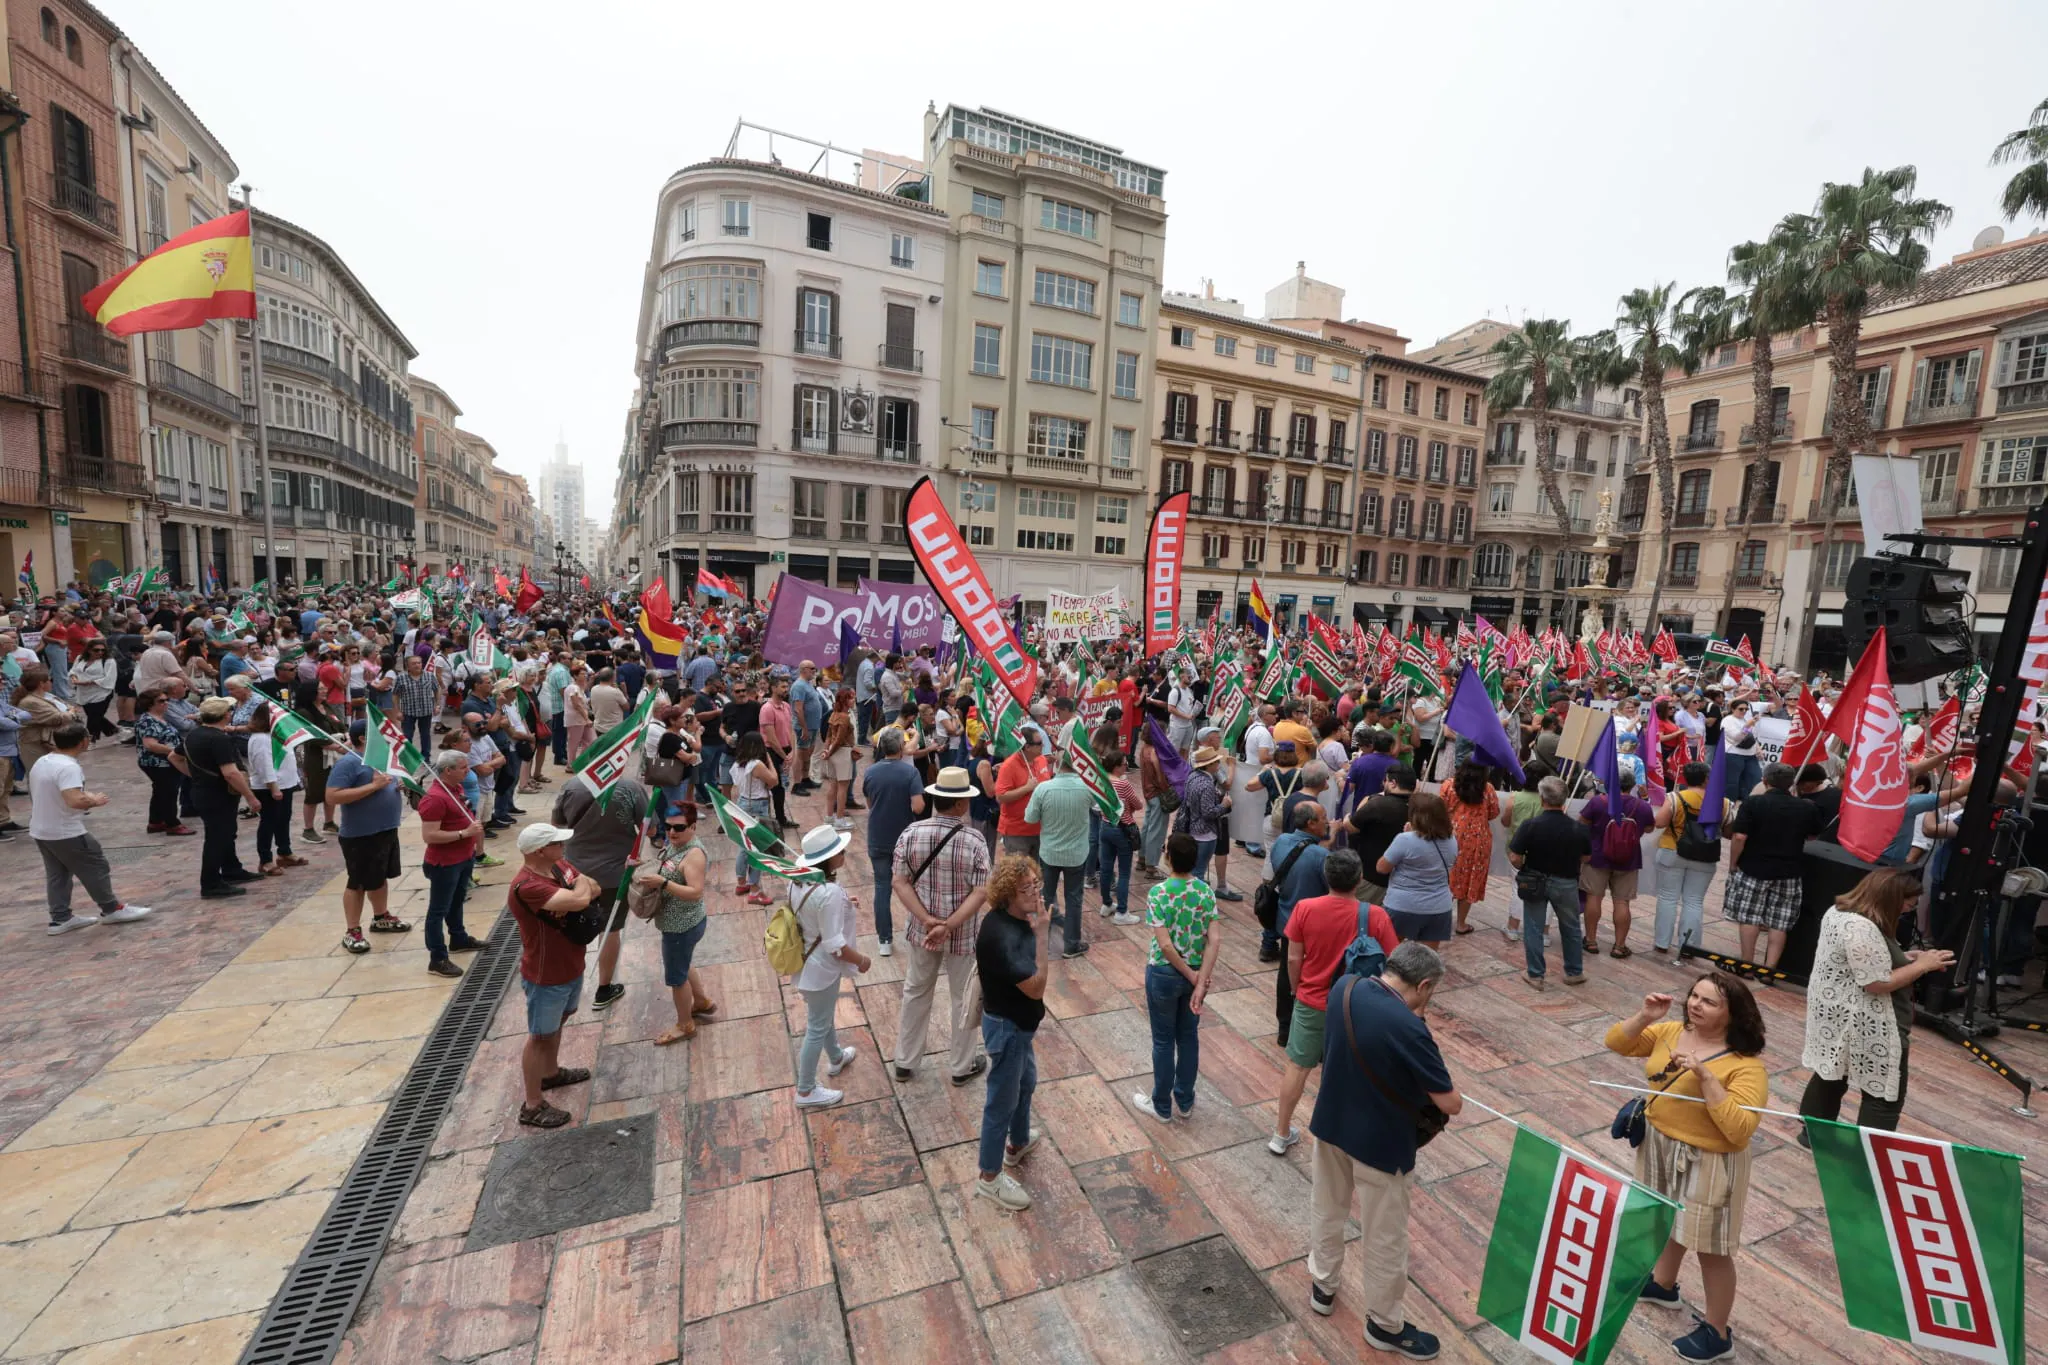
[690,997,718,1017]
[1610,944,1633,959]
[541,1067,590,1090]
[1453,923,1474,935]
[654,1023,696,1046]
[519,1101,571,1128]
[369,915,412,933]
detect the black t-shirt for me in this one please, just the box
[1730,788,1821,878]
[722,699,762,745]
[976,908,1043,1031]
[1509,808,1592,878]
[1346,792,1411,872]
[147,606,180,631]
[1802,786,1842,844]
[183,725,246,804]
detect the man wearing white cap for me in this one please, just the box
[507,822,601,1129]
[889,766,992,1086]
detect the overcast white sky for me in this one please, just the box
[118,0,2048,522]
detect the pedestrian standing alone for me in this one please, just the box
[791,823,870,1109]
[31,721,152,934]
[1508,776,1592,989]
[131,687,191,836]
[1797,868,1951,1136]
[1135,832,1220,1122]
[820,688,857,830]
[1439,762,1498,935]
[1579,769,1656,957]
[1607,975,1770,1362]
[1375,789,1459,948]
[972,853,1049,1212]
[1025,748,1095,959]
[1096,748,1142,924]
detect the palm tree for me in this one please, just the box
[1485,321,1583,612]
[1991,97,2048,222]
[1784,167,1951,670]
[1686,227,1821,646]
[1603,284,1689,629]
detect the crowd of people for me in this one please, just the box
[8,578,2035,1364]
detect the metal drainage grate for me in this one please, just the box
[238,910,523,1365]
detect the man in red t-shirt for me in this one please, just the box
[993,726,1051,856]
[1268,847,1396,1155]
[507,822,602,1129]
[418,750,485,978]
[1116,672,1141,752]
[317,646,348,711]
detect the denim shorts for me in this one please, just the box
[661,919,708,987]
[523,973,583,1035]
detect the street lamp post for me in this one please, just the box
[554,540,567,594]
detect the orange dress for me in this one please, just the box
[1440,781,1500,901]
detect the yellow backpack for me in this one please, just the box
[764,886,820,977]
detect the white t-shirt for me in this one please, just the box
[29,752,87,841]
[1243,722,1274,765]
[733,757,774,801]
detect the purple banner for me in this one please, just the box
[856,578,949,652]
[760,573,1002,666]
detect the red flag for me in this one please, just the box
[1785,684,1830,770]
[494,568,511,598]
[1568,640,1590,682]
[1836,628,1907,861]
[1652,628,1679,665]
[641,578,675,627]
[514,567,543,614]
[579,574,590,590]
[1822,633,1888,751]
[1914,695,1961,762]
[1309,614,1344,656]
[1142,490,1189,658]
[1736,634,1756,667]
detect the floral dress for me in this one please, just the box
[1439,780,1499,901]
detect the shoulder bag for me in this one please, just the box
[1609,1043,1729,1147]
[1339,977,1447,1148]
[1252,837,1314,933]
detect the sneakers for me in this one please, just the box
[47,914,100,935]
[342,928,370,954]
[1267,1126,1302,1155]
[1997,973,2025,988]
[1216,888,1245,902]
[951,1056,988,1086]
[832,816,853,831]
[794,1086,844,1109]
[591,983,626,1011]
[1364,1318,1439,1359]
[877,941,893,958]
[1002,1126,1043,1166]
[427,959,463,978]
[1563,973,1588,987]
[102,905,153,924]
[1524,974,1548,991]
[1061,941,1091,959]
[1131,1092,1173,1124]
[1671,1317,1734,1362]
[826,1045,859,1077]
[1638,1278,1683,1311]
[1309,1282,1337,1316]
[476,853,505,868]
[975,1172,1032,1211]
[300,827,326,844]
[1111,913,1141,926]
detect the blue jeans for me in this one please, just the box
[695,743,726,802]
[494,747,523,823]
[867,851,895,943]
[1192,835,1217,885]
[404,713,433,758]
[1097,823,1135,916]
[1725,753,1762,804]
[550,712,567,764]
[1043,862,1085,948]
[977,1013,1038,1175]
[1522,873,1585,979]
[797,979,845,1092]
[662,919,707,987]
[1145,963,1198,1117]
[735,797,772,886]
[1087,809,1101,878]
[423,857,473,960]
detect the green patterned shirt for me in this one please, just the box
[1146,876,1219,969]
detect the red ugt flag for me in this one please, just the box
[1836,628,1908,862]
[514,567,543,614]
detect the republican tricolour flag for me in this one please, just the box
[568,687,657,804]
[1477,1126,1677,1365]
[1804,1119,2025,1364]
[81,209,256,335]
[1246,579,1273,644]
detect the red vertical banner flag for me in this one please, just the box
[903,476,1038,705]
[1785,684,1830,769]
[1836,627,1909,862]
[514,567,543,614]
[1144,491,1189,659]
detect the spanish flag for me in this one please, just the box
[81,209,256,336]
[1247,578,1273,643]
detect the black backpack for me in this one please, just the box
[1253,837,1313,932]
[1672,790,1720,863]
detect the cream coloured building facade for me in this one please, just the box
[923,104,1167,610]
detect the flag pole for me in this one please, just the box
[242,184,279,593]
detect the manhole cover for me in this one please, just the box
[465,1116,655,1251]
[1133,1235,1288,1355]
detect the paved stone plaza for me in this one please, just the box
[0,743,2042,1363]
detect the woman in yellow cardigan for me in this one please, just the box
[1605,972,1769,1364]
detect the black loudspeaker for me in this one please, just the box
[1842,553,1974,684]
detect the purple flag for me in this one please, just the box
[1147,717,1190,798]
[1445,662,1524,785]
[1698,733,1728,837]
[1586,715,1620,798]
[838,616,861,670]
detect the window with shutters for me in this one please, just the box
[51,105,92,191]
[1390,494,1412,534]
[1386,552,1407,585]
[1354,548,1377,581]
[1394,435,1418,477]
[1463,393,1478,425]
[1329,419,1349,458]
[1365,428,1386,472]
[795,385,834,454]
[1161,459,1189,494]
[1455,445,1476,484]
[878,396,917,462]
[797,289,838,355]
[1918,446,1962,506]
[1402,381,1419,415]
[1358,491,1380,532]
[1433,386,1449,420]
[1371,374,1387,408]
[1422,500,1443,537]
[1451,503,1472,540]
[1427,441,1447,480]
[1322,479,1343,514]
[1416,555,1438,587]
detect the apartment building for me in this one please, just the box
[625,148,946,604]
[1153,287,1365,630]
[111,37,241,589]
[1626,229,2048,671]
[409,378,492,577]
[490,466,537,577]
[923,104,1167,609]
[1412,319,1640,633]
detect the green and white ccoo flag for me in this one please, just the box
[973,663,1027,759]
[1701,637,1748,675]
[1476,1125,1677,1365]
[1301,638,1348,697]
[1255,645,1291,706]
[362,702,429,793]
[1396,635,1445,702]
[568,687,657,804]
[706,787,822,884]
[270,704,342,765]
[1066,723,1123,822]
[1805,1119,2024,1365]
[1210,662,1253,755]
[389,587,427,611]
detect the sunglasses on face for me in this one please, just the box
[665,824,691,833]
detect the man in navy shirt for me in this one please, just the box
[860,727,924,955]
[1306,942,1462,1359]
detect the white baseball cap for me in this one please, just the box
[516,822,574,854]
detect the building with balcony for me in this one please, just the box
[924,104,1166,609]
[1411,318,1639,635]
[490,466,537,578]
[242,208,415,587]
[1152,284,1366,631]
[7,0,142,590]
[409,377,495,577]
[1621,228,2048,671]
[623,140,946,602]
[112,36,242,590]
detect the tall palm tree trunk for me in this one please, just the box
[1640,369,1674,629]
[1717,331,1776,640]
[1798,299,1867,672]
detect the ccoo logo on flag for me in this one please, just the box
[1525,1158,1623,1363]
[1867,1133,2004,1362]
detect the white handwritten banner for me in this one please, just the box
[1045,587,1123,643]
